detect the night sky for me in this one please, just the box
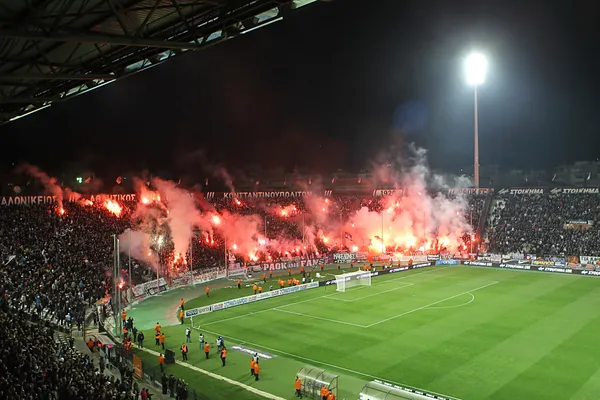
[1,0,598,178]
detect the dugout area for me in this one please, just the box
[360,380,442,400]
[297,366,339,399]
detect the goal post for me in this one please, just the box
[335,270,372,292]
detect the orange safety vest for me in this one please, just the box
[221,349,227,358]
[204,343,210,352]
[159,356,165,365]
[295,379,302,390]
[182,345,188,353]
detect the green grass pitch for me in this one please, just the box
[129,265,600,400]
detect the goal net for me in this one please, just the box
[335,270,372,292]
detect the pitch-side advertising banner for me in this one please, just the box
[184,281,320,318]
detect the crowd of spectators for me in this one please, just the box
[488,192,600,256]
[0,190,485,399]
[0,309,137,399]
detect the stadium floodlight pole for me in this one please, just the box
[340,210,344,250]
[112,234,118,336]
[157,236,163,291]
[301,213,305,245]
[381,212,384,253]
[128,229,131,299]
[224,235,228,276]
[189,224,193,285]
[117,238,121,334]
[464,52,488,188]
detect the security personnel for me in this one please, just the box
[204,342,210,359]
[253,361,260,381]
[159,353,165,373]
[237,279,242,289]
[155,331,161,346]
[179,310,184,324]
[253,284,258,294]
[181,343,188,361]
[250,358,256,376]
[179,298,185,310]
[160,333,165,350]
[294,376,302,398]
[220,347,227,366]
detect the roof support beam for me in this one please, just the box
[0,30,204,50]
[0,73,115,80]
[0,97,56,104]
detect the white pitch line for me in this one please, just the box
[195,326,463,400]
[365,281,499,328]
[426,292,475,310]
[272,308,368,328]
[203,291,336,326]
[135,343,285,400]
[202,267,454,327]
[324,283,414,302]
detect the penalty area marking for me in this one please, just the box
[324,282,414,302]
[195,325,463,400]
[272,308,369,328]
[197,268,463,329]
[426,292,475,310]
[365,281,499,328]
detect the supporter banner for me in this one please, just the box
[0,193,137,206]
[132,278,168,298]
[498,188,544,195]
[489,254,502,262]
[373,189,404,197]
[399,255,428,263]
[427,254,440,261]
[580,256,600,264]
[320,262,432,286]
[447,188,491,195]
[221,191,312,199]
[564,220,593,230]
[550,188,600,194]
[227,265,246,277]
[248,257,329,272]
[133,355,143,379]
[185,282,320,318]
[532,260,555,266]
[333,253,355,263]
[502,253,524,260]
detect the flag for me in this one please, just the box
[344,232,353,241]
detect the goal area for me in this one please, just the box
[335,270,372,292]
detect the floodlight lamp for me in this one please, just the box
[465,52,488,86]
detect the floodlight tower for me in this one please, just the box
[464,52,488,188]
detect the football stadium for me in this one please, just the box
[0,1,598,399]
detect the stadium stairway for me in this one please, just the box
[67,328,169,399]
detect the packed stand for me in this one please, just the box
[488,193,600,255]
[0,307,137,400]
